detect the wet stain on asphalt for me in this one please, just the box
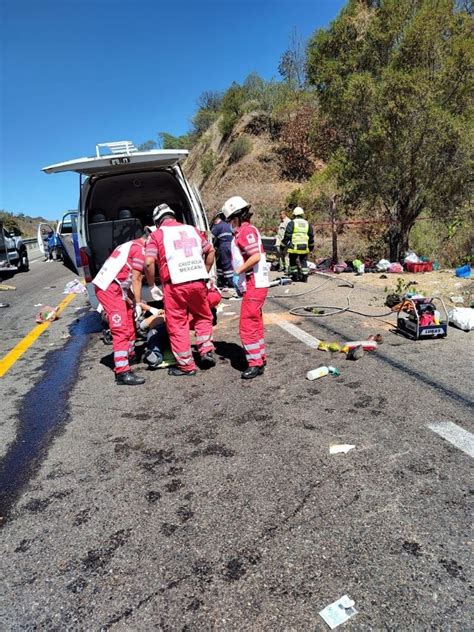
[0,312,101,522]
[402,541,423,557]
[146,490,162,503]
[80,528,131,573]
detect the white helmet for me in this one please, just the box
[152,203,175,225]
[221,196,251,221]
[293,206,304,216]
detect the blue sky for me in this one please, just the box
[1,0,345,220]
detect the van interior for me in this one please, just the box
[86,170,195,272]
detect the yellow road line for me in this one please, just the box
[0,292,77,378]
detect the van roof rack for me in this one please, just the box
[95,141,139,157]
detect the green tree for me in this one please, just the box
[307,0,473,260]
[137,140,158,151]
[0,211,22,234]
[219,82,246,137]
[158,132,195,150]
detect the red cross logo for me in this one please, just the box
[173,231,198,257]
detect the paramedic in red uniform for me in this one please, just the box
[222,196,270,379]
[144,204,216,377]
[93,234,148,386]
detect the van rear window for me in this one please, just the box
[86,170,193,228]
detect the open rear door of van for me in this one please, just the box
[37,223,56,256]
[57,211,81,274]
[42,142,188,176]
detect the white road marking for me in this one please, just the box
[276,320,321,348]
[427,422,474,458]
[276,319,474,459]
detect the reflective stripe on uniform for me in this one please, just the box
[243,342,261,351]
[245,352,262,360]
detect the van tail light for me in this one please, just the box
[80,247,92,283]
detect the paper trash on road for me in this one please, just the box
[319,595,357,629]
[63,279,86,294]
[329,444,355,455]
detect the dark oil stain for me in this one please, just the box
[223,558,246,582]
[303,423,316,430]
[14,538,32,553]
[344,381,362,389]
[402,541,423,557]
[81,528,131,573]
[128,412,152,421]
[408,463,436,475]
[73,508,92,526]
[146,491,162,503]
[0,312,101,522]
[167,466,183,476]
[160,523,178,537]
[439,559,465,580]
[325,408,335,413]
[23,497,51,514]
[164,479,184,493]
[67,576,87,593]
[354,395,373,408]
[186,597,203,612]
[191,444,235,459]
[192,559,213,582]
[223,552,261,582]
[114,443,132,456]
[177,506,194,523]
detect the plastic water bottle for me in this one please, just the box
[306,366,330,380]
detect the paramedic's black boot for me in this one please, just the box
[115,371,145,386]
[200,352,216,368]
[168,367,197,377]
[241,365,265,380]
[301,274,308,283]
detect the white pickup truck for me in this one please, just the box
[0,222,29,272]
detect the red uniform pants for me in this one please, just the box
[240,276,268,367]
[95,283,136,374]
[163,280,214,372]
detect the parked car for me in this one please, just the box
[42,141,210,307]
[0,222,29,272]
[37,210,80,273]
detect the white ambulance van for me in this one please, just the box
[42,141,209,307]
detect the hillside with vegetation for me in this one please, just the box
[140,1,473,266]
[0,210,51,238]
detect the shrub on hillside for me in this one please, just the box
[229,136,252,164]
[278,104,318,181]
[200,151,217,180]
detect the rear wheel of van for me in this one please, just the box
[18,249,29,272]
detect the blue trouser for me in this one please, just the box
[217,243,234,287]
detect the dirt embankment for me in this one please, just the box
[183,113,302,222]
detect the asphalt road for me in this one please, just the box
[0,263,472,631]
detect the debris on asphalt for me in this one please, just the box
[63,279,86,294]
[347,345,364,361]
[0,284,16,291]
[450,295,464,304]
[368,333,384,344]
[0,302,9,308]
[319,595,357,629]
[35,306,59,323]
[448,307,474,331]
[306,366,340,380]
[329,444,355,455]
[43,286,56,289]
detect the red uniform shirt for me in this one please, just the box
[234,222,263,276]
[145,218,211,284]
[114,240,146,287]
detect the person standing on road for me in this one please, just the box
[222,195,270,380]
[93,234,149,386]
[283,206,314,282]
[275,209,290,273]
[211,213,234,288]
[144,203,216,377]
